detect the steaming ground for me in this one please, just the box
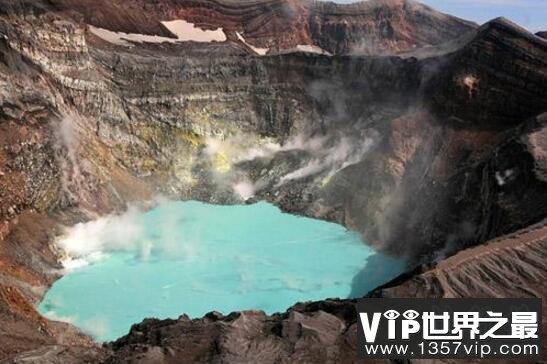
[39,200,405,341]
[202,131,377,200]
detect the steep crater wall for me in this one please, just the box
[0,4,545,361]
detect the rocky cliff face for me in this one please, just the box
[0,0,545,361]
[46,0,476,55]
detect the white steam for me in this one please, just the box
[55,116,83,198]
[59,117,79,166]
[232,179,256,200]
[202,131,376,197]
[203,134,281,199]
[204,134,281,163]
[57,201,197,269]
[278,134,375,185]
[59,207,144,259]
[81,315,109,341]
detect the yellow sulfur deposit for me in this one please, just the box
[321,176,331,187]
[213,152,231,173]
[178,132,203,147]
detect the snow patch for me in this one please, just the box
[89,26,169,46]
[295,44,332,56]
[236,32,269,55]
[273,44,332,56]
[161,20,226,42]
[89,20,226,46]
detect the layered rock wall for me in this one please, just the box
[0,1,545,361]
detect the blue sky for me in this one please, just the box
[331,0,547,32]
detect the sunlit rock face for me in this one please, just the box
[0,0,545,361]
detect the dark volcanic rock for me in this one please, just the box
[425,18,547,128]
[378,112,547,260]
[106,304,362,363]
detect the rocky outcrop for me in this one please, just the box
[0,0,545,361]
[425,18,547,128]
[106,306,361,364]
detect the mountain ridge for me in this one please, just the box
[45,0,477,55]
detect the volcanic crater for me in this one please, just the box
[0,0,545,362]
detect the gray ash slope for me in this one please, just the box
[0,0,545,362]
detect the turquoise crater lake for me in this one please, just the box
[38,201,405,342]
